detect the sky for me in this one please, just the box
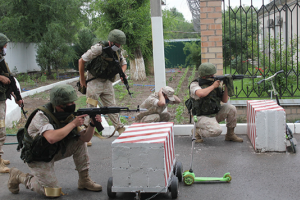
[162,0,269,22]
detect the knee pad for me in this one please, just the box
[86,97,98,107]
[0,120,5,128]
[44,187,62,197]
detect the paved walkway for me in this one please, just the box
[1,134,299,200]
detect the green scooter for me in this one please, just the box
[183,116,232,186]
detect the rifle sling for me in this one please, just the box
[93,129,117,139]
[86,77,97,84]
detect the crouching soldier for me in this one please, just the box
[188,63,243,143]
[135,86,181,123]
[7,84,102,197]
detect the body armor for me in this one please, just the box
[190,78,223,116]
[0,58,11,101]
[86,41,121,81]
[18,103,80,163]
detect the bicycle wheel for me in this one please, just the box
[286,126,296,153]
[289,139,296,153]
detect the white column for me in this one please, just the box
[150,0,166,92]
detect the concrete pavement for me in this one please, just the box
[1,134,300,200]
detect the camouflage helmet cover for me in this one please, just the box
[50,85,78,106]
[108,29,126,45]
[198,62,217,77]
[0,33,10,48]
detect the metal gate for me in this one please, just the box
[222,0,300,98]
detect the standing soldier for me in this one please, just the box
[78,29,127,145]
[188,63,243,143]
[0,33,24,173]
[7,85,102,197]
[135,86,181,123]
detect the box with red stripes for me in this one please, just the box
[247,100,286,152]
[111,122,175,193]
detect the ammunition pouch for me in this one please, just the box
[77,81,87,94]
[76,77,96,94]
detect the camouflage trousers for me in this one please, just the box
[85,77,123,129]
[194,103,237,138]
[0,101,6,156]
[25,139,89,196]
[137,112,171,123]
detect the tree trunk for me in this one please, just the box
[129,46,146,81]
[47,66,51,75]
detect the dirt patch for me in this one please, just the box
[15,69,193,130]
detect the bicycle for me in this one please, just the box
[257,70,297,153]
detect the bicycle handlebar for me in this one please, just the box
[257,70,284,85]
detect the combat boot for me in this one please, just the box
[225,127,243,142]
[78,169,102,191]
[8,167,30,194]
[117,127,125,136]
[0,156,10,173]
[191,129,203,143]
[2,158,10,165]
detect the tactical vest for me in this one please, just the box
[189,78,223,116]
[0,58,10,101]
[86,41,122,81]
[17,103,80,163]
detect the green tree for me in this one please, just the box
[0,0,87,43]
[72,28,97,70]
[90,0,152,81]
[183,40,201,67]
[223,6,259,69]
[0,0,88,75]
[162,7,196,39]
[36,24,76,77]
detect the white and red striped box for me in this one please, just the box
[247,100,286,152]
[111,122,175,193]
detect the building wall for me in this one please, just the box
[5,42,40,73]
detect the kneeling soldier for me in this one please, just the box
[8,84,102,197]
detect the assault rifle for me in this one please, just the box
[74,106,146,132]
[102,46,133,97]
[6,76,28,119]
[113,59,133,97]
[198,74,261,85]
[214,74,262,81]
[0,60,28,118]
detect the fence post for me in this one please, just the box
[200,0,223,75]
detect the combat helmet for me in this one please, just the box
[50,85,78,106]
[0,33,10,48]
[198,63,217,77]
[108,29,126,45]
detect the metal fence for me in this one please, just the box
[222,0,300,98]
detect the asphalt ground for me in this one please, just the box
[1,134,300,200]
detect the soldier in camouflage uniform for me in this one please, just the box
[189,62,243,143]
[78,29,127,145]
[7,85,102,197]
[0,33,24,173]
[135,86,181,123]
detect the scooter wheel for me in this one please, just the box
[225,174,232,182]
[107,177,116,198]
[183,174,194,186]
